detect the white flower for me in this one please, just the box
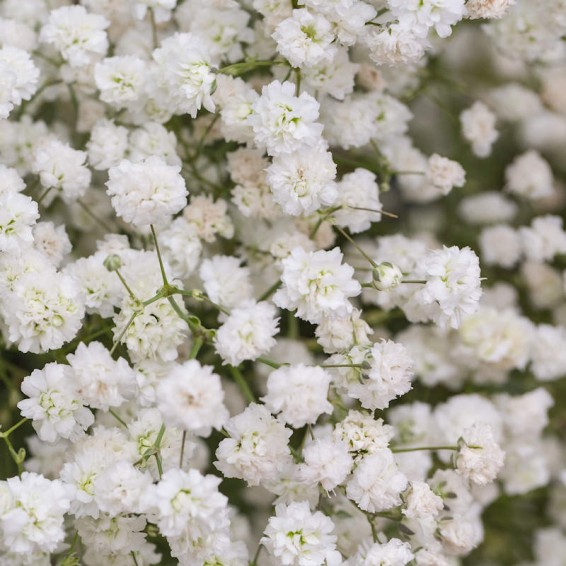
[144,468,229,539]
[389,0,466,39]
[459,307,532,371]
[402,481,444,521]
[347,341,415,411]
[346,450,408,513]
[372,262,404,292]
[0,46,39,118]
[152,32,216,117]
[262,364,333,428]
[215,404,293,486]
[426,154,466,196]
[87,119,129,171]
[134,0,177,23]
[106,156,187,228]
[159,217,202,280]
[261,501,342,566]
[3,270,85,354]
[199,255,253,309]
[505,150,554,201]
[530,324,566,381]
[478,224,521,268]
[0,191,38,252]
[315,309,372,354]
[17,363,94,443]
[94,56,147,108]
[32,221,71,267]
[156,360,229,436]
[128,122,181,166]
[460,101,498,158]
[67,341,137,411]
[1,472,70,554]
[298,437,353,492]
[267,148,338,216]
[348,538,414,566]
[411,246,482,329]
[183,195,234,243]
[40,5,109,67]
[458,191,518,225]
[94,460,152,515]
[249,80,324,156]
[33,140,91,204]
[466,0,515,19]
[274,246,361,324]
[520,215,566,262]
[272,9,336,68]
[215,301,279,366]
[333,168,381,234]
[113,296,188,363]
[455,423,505,485]
[334,411,395,462]
[366,23,427,67]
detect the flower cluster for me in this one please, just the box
[0,1,565,565]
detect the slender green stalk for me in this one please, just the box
[76,199,114,232]
[391,445,458,453]
[150,224,169,285]
[335,225,378,269]
[109,409,128,428]
[110,311,138,356]
[259,280,282,301]
[0,418,28,438]
[229,366,257,403]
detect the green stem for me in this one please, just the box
[36,186,53,205]
[321,363,364,369]
[109,409,128,428]
[259,280,282,301]
[154,424,166,479]
[0,418,28,438]
[115,269,138,301]
[3,435,24,476]
[189,337,204,360]
[180,430,187,468]
[218,59,287,76]
[335,225,378,269]
[149,8,158,49]
[391,445,458,453]
[229,366,257,403]
[256,357,285,369]
[110,311,138,356]
[76,199,114,232]
[150,224,169,286]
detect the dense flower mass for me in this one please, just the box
[0,1,565,565]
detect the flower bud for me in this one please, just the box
[372,262,403,291]
[103,254,122,272]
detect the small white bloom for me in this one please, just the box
[67,341,137,411]
[505,150,554,201]
[106,156,187,228]
[156,360,229,436]
[261,501,342,566]
[249,80,324,156]
[40,5,109,67]
[267,148,338,216]
[215,301,279,366]
[347,450,408,513]
[17,363,94,443]
[215,404,293,486]
[262,364,333,428]
[460,101,498,158]
[455,423,505,485]
[274,246,361,324]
